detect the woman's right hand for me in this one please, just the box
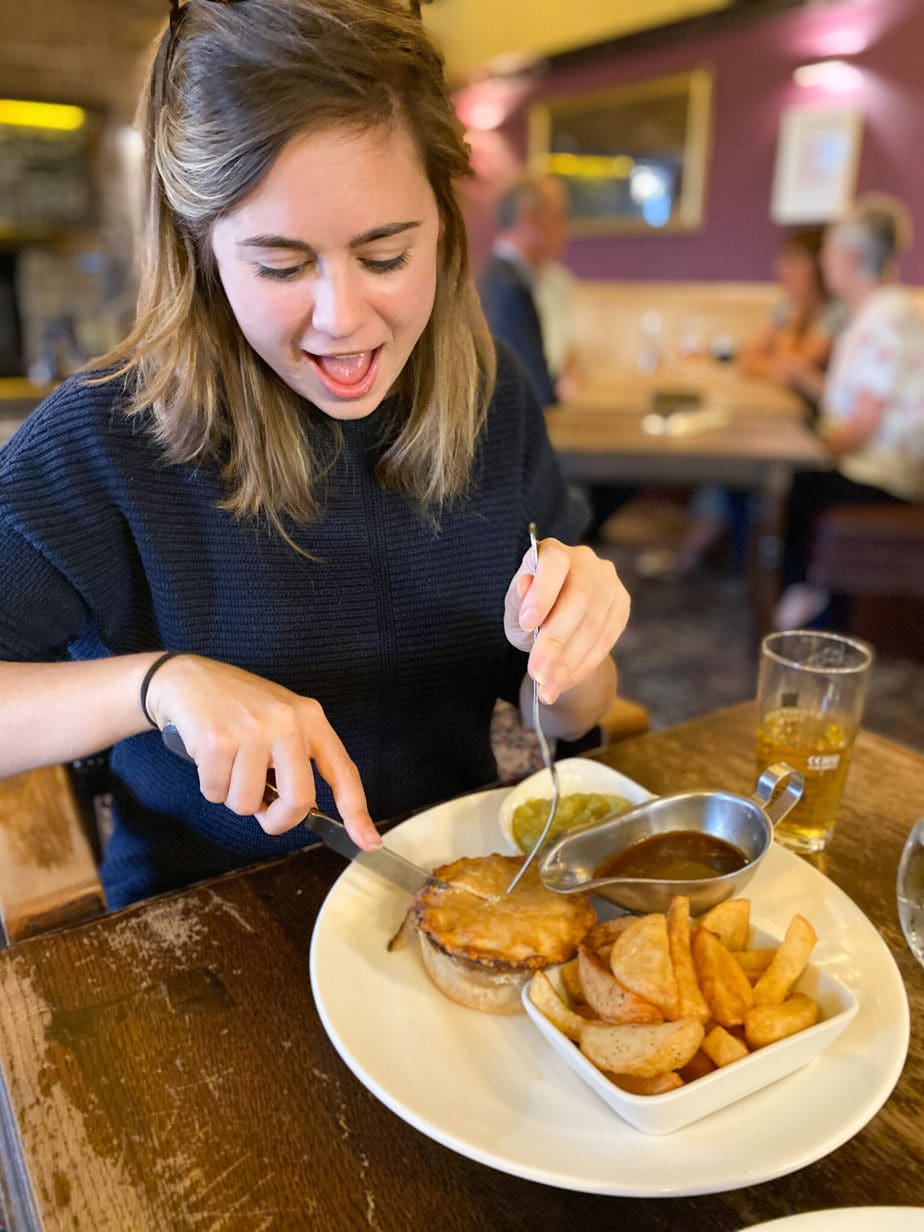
[142,653,380,850]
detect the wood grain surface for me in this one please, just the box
[0,703,921,1232]
[544,405,829,486]
[0,766,105,945]
[558,365,806,420]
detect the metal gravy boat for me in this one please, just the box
[538,763,803,914]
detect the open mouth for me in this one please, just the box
[305,346,382,399]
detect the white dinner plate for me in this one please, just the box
[309,776,910,1197]
[743,1209,924,1231]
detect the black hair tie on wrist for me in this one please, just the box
[140,651,183,728]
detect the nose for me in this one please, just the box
[310,264,365,341]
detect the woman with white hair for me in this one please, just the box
[774,194,924,630]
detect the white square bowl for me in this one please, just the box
[522,924,859,1136]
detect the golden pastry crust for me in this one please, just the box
[413,853,596,971]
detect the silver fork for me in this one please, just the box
[506,522,561,894]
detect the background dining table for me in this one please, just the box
[0,702,921,1231]
[546,368,830,637]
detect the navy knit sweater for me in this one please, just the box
[0,346,576,908]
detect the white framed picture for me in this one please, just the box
[770,104,863,224]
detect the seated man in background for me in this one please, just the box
[533,178,583,403]
[775,195,924,630]
[477,175,566,409]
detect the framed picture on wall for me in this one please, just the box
[529,69,714,235]
[771,104,863,224]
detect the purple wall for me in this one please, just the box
[465,0,924,283]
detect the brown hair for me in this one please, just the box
[97,0,495,538]
[777,227,828,304]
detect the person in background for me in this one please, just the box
[740,227,843,406]
[478,174,604,536]
[651,229,844,580]
[774,195,924,630]
[532,178,582,402]
[476,175,567,408]
[0,0,629,910]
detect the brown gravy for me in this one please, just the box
[595,830,749,882]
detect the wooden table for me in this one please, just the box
[547,378,830,636]
[0,704,921,1231]
[567,364,808,421]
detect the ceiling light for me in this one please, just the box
[792,60,862,91]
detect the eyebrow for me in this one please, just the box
[237,221,422,251]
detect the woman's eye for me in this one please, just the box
[362,253,409,274]
[256,264,304,281]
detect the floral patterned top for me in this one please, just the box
[823,286,924,500]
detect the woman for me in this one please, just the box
[774,195,924,630]
[648,229,842,581]
[0,0,629,909]
[739,227,842,403]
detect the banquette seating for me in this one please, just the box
[810,503,924,662]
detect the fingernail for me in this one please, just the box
[520,606,536,627]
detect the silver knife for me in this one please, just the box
[160,722,452,896]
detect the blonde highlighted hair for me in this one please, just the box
[98,0,495,537]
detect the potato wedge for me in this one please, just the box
[558,958,585,1006]
[610,913,680,1019]
[607,1070,685,1096]
[702,1024,750,1067]
[677,1048,717,1083]
[580,1017,704,1078]
[692,926,755,1027]
[528,971,594,1042]
[584,917,636,952]
[699,898,751,952]
[745,992,819,1048]
[752,915,817,1006]
[731,948,776,981]
[578,945,663,1024]
[667,896,711,1024]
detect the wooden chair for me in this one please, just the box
[0,764,106,945]
[810,503,924,662]
[595,695,651,742]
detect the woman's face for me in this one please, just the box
[774,250,819,304]
[211,124,440,420]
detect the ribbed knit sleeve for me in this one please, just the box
[0,376,162,659]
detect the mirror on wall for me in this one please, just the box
[529,69,713,235]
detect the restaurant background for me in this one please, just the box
[461,0,924,279]
[0,0,922,749]
[3,0,924,371]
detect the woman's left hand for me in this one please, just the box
[503,538,630,706]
